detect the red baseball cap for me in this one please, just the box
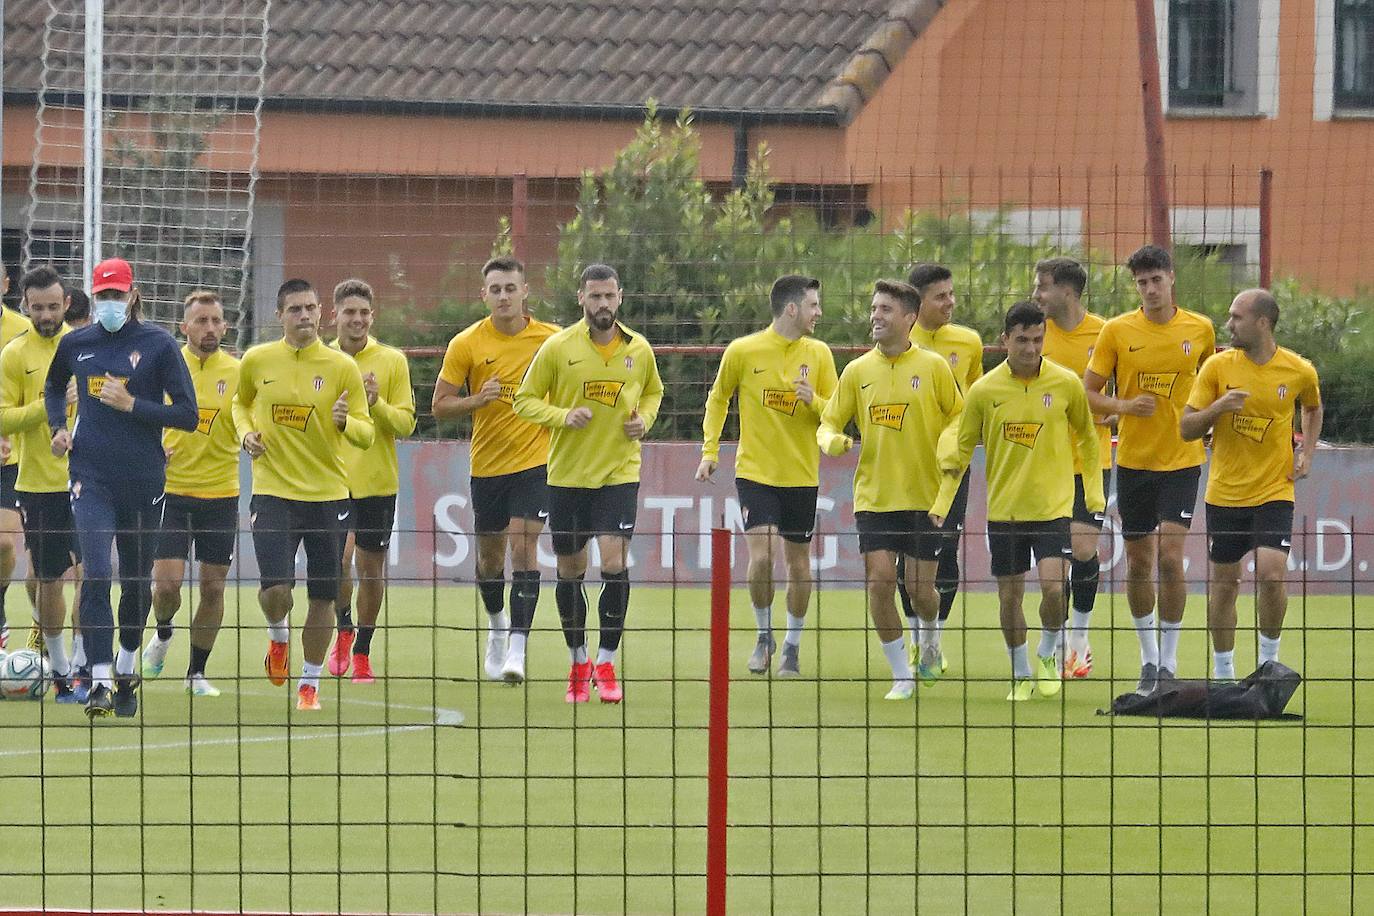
[91,258,133,293]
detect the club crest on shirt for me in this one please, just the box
[1042,393,1053,408]
[313,375,324,391]
[624,355,634,370]
[948,353,959,367]
[1277,384,1288,400]
[798,364,810,380]
[762,388,799,416]
[583,380,624,408]
[128,350,141,369]
[196,407,219,435]
[272,404,314,432]
[216,379,228,397]
[1137,371,1179,398]
[910,375,921,390]
[1182,340,1193,356]
[1231,413,1274,443]
[1002,421,1043,449]
[868,403,907,431]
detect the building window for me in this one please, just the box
[1164,0,1264,113]
[1336,0,1374,108]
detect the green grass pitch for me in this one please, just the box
[0,583,1369,915]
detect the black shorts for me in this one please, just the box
[1072,470,1112,528]
[1116,465,1202,539]
[155,494,238,566]
[736,478,819,544]
[0,463,20,512]
[471,466,549,535]
[548,483,639,556]
[987,519,1073,578]
[1206,501,1294,564]
[250,494,348,600]
[348,494,397,553]
[18,490,79,580]
[855,511,943,560]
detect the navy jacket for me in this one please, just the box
[44,319,198,485]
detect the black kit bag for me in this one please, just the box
[1107,661,1302,720]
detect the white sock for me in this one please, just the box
[936,617,947,633]
[881,636,912,680]
[1159,620,1183,673]
[1258,633,1281,665]
[93,662,113,689]
[918,616,939,650]
[72,634,86,669]
[596,647,616,666]
[267,618,289,643]
[299,662,322,690]
[488,611,510,634]
[46,634,71,677]
[115,647,137,677]
[1036,627,1061,660]
[1213,650,1235,680]
[783,613,804,648]
[753,606,771,636]
[1008,642,1032,679]
[570,644,589,664]
[507,633,527,662]
[904,616,920,646]
[1133,613,1160,667]
[1069,610,1092,650]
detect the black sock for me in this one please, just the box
[554,574,587,650]
[936,542,960,621]
[156,621,174,641]
[0,583,8,628]
[509,570,541,637]
[597,570,631,654]
[895,557,915,617]
[477,579,505,617]
[354,625,375,656]
[1070,555,1101,615]
[188,645,212,677]
[336,604,354,632]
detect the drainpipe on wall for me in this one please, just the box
[732,121,749,190]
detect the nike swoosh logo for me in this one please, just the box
[537,510,549,519]
[861,382,872,389]
[992,401,1005,408]
[77,353,95,361]
[261,379,275,385]
[152,495,165,505]
[753,368,766,374]
[1226,385,1240,390]
[568,359,584,366]
[337,512,350,521]
[1280,539,1291,547]
[1180,511,1193,519]
[485,358,497,365]
[25,369,37,375]
[1128,345,1146,352]
[618,521,634,530]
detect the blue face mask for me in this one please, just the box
[95,298,129,332]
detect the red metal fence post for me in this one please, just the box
[706,526,731,916]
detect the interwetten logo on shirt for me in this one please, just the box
[196,407,219,435]
[868,403,907,430]
[1002,421,1043,449]
[87,375,128,397]
[272,404,314,431]
[1231,414,1274,443]
[1136,372,1179,398]
[762,388,798,416]
[583,380,624,408]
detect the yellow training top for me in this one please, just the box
[163,346,241,499]
[331,336,416,498]
[0,307,35,468]
[0,325,72,493]
[911,321,984,393]
[818,343,963,513]
[232,337,373,502]
[438,316,559,478]
[513,319,663,488]
[935,359,1103,522]
[1087,306,1214,472]
[701,327,838,488]
[1188,347,1321,508]
[1043,311,1113,472]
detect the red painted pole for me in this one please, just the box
[1259,167,1273,288]
[706,526,731,916]
[1134,0,1172,250]
[511,171,529,261]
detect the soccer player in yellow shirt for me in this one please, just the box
[1181,289,1321,680]
[433,257,558,684]
[141,291,241,697]
[697,274,838,677]
[0,268,35,650]
[0,266,81,702]
[1033,256,1112,678]
[233,279,374,711]
[818,280,962,699]
[933,302,1103,701]
[513,264,663,703]
[902,262,984,662]
[1085,245,1214,694]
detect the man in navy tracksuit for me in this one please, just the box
[44,258,198,720]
